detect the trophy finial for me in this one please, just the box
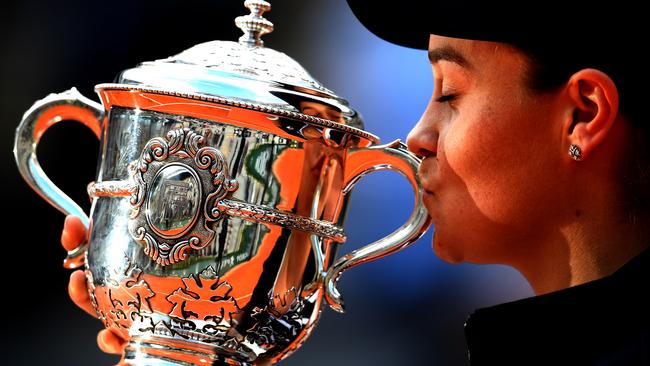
[235,0,274,48]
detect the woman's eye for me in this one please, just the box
[435,94,457,103]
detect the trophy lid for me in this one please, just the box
[99,0,378,143]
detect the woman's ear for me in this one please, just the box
[564,68,619,160]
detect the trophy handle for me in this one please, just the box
[323,139,432,313]
[14,88,103,269]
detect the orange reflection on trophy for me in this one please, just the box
[268,101,345,315]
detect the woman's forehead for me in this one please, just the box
[428,35,527,76]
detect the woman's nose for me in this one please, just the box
[406,120,437,158]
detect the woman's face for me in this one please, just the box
[407,35,569,265]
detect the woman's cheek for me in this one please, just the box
[444,114,516,223]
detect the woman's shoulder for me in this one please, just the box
[464,246,650,365]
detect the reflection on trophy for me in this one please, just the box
[14,1,431,365]
[150,168,199,233]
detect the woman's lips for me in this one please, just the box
[419,177,437,196]
[422,189,436,220]
[417,158,438,194]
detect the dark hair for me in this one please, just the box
[519,49,649,221]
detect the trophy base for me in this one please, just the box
[119,335,251,366]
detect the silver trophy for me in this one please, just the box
[14,1,431,365]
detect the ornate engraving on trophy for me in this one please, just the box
[216,199,346,242]
[129,128,239,266]
[166,266,242,342]
[245,287,309,349]
[90,263,249,347]
[88,261,155,332]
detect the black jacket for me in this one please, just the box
[464,248,650,365]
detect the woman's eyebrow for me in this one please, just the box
[428,46,474,71]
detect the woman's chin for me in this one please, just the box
[432,231,464,264]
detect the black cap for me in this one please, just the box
[346,1,640,50]
[346,0,644,122]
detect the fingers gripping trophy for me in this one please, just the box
[14,1,431,365]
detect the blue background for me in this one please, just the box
[0,1,532,365]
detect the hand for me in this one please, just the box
[61,215,127,355]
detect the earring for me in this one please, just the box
[568,144,582,161]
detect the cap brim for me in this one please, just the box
[345,0,596,51]
[347,0,535,49]
[346,0,430,49]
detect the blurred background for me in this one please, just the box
[1,1,532,365]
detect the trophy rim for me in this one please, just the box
[95,83,381,145]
